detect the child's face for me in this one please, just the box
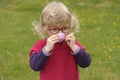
[47,26,70,36]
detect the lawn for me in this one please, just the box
[0,0,120,80]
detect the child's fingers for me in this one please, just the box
[67,33,74,37]
[66,33,75,41]
[66,33,74,38]
[48,35,61,43]
[50,35,60,40]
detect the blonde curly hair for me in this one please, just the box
[32,1,80,38]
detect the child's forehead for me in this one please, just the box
[50,22,70,27]
[49,24,69,28]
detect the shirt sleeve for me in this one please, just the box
[74,48,91,68]
[74,41,91,68]
[29,39,50,71]
[29,49,49,71]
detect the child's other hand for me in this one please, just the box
[45,35,61,53]
[66,33,78,52]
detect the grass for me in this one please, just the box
[0,0,120,80]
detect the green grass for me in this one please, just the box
[0,0,120,80]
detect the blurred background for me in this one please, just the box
[0,0,120,80]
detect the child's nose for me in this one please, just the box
[59,31,62,33]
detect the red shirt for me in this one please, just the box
[30,39,85,80]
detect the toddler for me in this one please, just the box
[29,1,91,80]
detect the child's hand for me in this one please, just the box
[66,33,78,52]
[44,35,61,53]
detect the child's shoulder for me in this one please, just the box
[30,39,47,55]
[75,40,86,50]
[32,38,47,48]
[34,38,47,45]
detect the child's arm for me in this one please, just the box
[73,47,91,68]
[72,41,91,68]
[30,35,60,71]
[30,47,51,71]
[66,33,91,67]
